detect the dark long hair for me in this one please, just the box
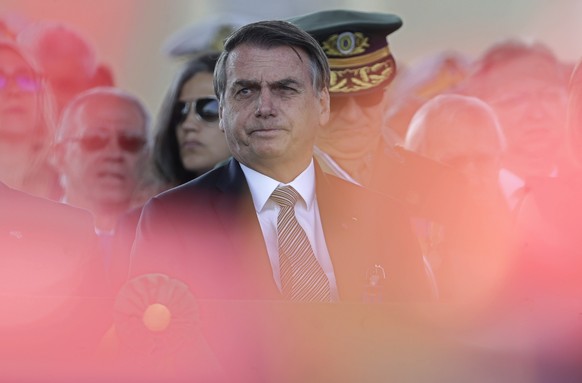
[153,53,219,186]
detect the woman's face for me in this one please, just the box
[0,47,40,137]
[175,71,230,175]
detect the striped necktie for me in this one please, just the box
[270,186,331,302]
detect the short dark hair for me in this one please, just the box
[213,20,330,100]
[153,53,219,185]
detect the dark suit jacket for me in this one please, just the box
[125,159,431,382]
[368,143,471,226]
[0,182,110,374]
[129,159,430,302]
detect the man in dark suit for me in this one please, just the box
[125,18,431,383]
[0,181,110,379]
[129,19,429,303]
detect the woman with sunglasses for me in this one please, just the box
[0,39,60,199]
[153,53,230,188]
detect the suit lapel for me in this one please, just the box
[315,167,372,301]
[212,160,280,300]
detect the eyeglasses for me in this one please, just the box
[173,97,219,124]
[70,133,147,153]
[0,73,41,92]
[329,90,385,111]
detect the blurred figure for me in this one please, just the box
[512,59,582,300]
[153,53,230,188]
[566,60,582,171]
[384,50,471,141]
[162,12,255,59]
[54,87,151,233]
[494,60,582,378]
[459,40,569,197]
[405,94,505,198]
[18,21,114,116]
[0,39,60,199]
[0,12,27,41]
[405,94,515,302]
[54,87,151,290]
[0,180,110,379]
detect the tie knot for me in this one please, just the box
[271,185,300,208]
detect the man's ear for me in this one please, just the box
[218,102,225,132]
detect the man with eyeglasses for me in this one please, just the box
[54,87,152,288]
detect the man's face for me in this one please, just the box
[0,48,39,137]
[59,97,148,208]
[476,55,567,178]
[318,90,384,158]
[219,44,329,179]
[428,117,502,193]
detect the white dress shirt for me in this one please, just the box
[240,160,339,300]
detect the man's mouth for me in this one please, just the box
[96,171,126,182]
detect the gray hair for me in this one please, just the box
[56,86,151,148]
[405,93,506,155]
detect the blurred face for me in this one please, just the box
[37,41,94,115]
[59,96,148,208]
[46,61,92,116]
[175,71,230,174]
[478,55,567,177]
[219,44,329,180]
[428,118,502,192]
[318,90,384,158]
[0,48,40,137]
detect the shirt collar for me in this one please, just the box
[240,160,316,212]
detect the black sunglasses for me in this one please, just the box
[71,133,147,153]
[173,97,219,124]
[329,90,385,112]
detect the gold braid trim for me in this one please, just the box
[330,55,396,93]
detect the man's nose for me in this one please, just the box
[255,91,276,118]
[339,97,362,122]
[102,136,126,158]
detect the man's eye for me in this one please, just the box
[237,88,252,96]
[279,85,297,93]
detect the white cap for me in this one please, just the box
[162,13,256,58]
